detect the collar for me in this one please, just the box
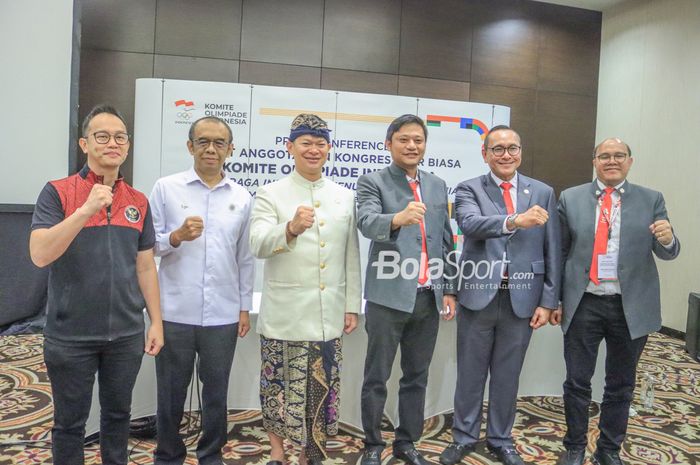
[388,162,421,181]
[79,164,123,186]
[594,178,626,196]
[490,171,517,189]
[185,167,232,189]
[405,172,421,183]
[290,169,325,189]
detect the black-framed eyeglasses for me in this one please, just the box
[595,153,629,163]
[487,145,521,157]
[91,131,130,145]
[191,138,230,150]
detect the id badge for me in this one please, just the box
[597,253,618,281]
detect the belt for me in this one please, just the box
[584,292,621,301]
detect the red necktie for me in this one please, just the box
[501,182,515,214]
[409,180,429,285]
[589,187,615,285]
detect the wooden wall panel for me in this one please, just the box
[154,0,242,59]
[239,61,321,88]
[240,0,324,67]
[322,0,402,73]
[78,0,602,187]
[470,0,541,90]
[399,0,472,81]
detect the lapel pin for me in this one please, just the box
[524,189,530,194]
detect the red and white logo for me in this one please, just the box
[175,100,195,120]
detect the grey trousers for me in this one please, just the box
[452,289,533,448]
[154,321,238,465]
[361,290,439,451]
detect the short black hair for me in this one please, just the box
[188,116,233,143]
[385,114,428,142]
[81,104,127,137]
[592,138,632,158]
[483,125,520,148]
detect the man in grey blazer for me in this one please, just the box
[357,114,457,465]
[552,138,680,465]
[440,125,561,465]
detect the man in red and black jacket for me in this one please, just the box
[30,104,164,465]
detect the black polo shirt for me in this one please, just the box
[32,165,155,342]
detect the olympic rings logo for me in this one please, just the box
[176,112,193,119]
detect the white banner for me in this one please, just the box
[134,79,510,289]
[134,79,509,201]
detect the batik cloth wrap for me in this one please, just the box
[259,336,342,460]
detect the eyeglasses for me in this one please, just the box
[191,138,229,150]
[595,153,629,163]
[90,131,130,145]
[487,145,521,157]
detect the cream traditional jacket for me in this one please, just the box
[249,171,361,341]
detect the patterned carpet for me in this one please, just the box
[0,333,698,465]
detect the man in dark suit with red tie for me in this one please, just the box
[552,138,680,465]
[440,125,561,465]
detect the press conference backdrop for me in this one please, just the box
[133,78,510,293]
[133,79,510,198]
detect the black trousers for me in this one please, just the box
[361,290,439,452]
[562,293,647,452]
[154,322,238,465]
[43,333,144,465]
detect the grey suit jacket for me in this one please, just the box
[454,173,561,318]
[558,180,680,339]
[357,163,456,313]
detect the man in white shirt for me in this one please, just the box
[150,116,255,465]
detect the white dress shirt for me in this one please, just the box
[150,168,255,326]
[586,179,624,296]
[490,171,518,234]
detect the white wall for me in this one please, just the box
[597,0,700,332]
[0,0,74,204]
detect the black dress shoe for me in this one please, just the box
[361,448,382,465]
[393,447,429,465]
[487,445,525,465]
[439,442,475,465]
[591,449,624,465]
[556,449,586,465]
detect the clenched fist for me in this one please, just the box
[170,216,204,247]
[514,205,548,229]
[392,201,426,229]
[80,184,113,217]
[288,206,315,237]
[649,220,673,246]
